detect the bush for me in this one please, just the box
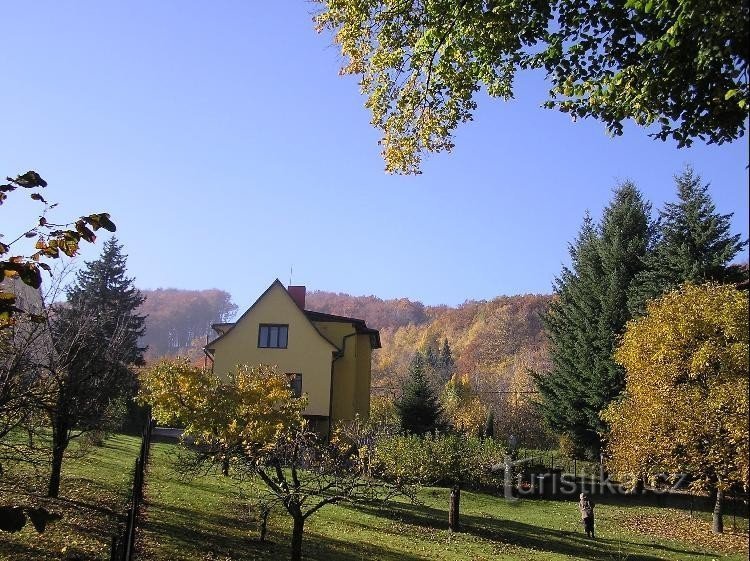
[373,433,505,488]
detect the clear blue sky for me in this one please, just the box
[3,2,748,310]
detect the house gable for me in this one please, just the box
[206,280,338,417]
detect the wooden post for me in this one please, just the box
[448,485,460,532]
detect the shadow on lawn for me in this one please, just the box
[347,500,712,561]
[141,502,427,561]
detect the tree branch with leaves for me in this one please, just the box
[0,171,115,326]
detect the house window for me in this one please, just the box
[258,324,288,348]
[287,373,302,398]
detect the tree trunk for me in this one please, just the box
[712,487,724,534]
[290,515,304,561]
[259,508,269,542]
[222,457,229,476]
[47,421,68,498]
[449,485,460,531]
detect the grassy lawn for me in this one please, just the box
[0,434,140,561]
[140,440,749,561]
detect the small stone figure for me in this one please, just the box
[578,492,595,538]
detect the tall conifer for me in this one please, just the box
[629,167,747,314]
[537,184,652,455]
[46,238,146,496]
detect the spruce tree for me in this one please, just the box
[536,214,605,455]
[629,167,748,315]
[46,238,146,496]
[64,237,146,365]
[396,351,442,435]
[423,343,438,370]
[438,338,455,383]
[537,183,652,456]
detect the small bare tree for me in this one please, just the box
[141,360,411,561]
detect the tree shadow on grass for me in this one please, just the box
[139,504,427,561]
[346,500,713,561]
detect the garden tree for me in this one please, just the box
[440,373,487,435]
[140,360,402,561]
[395,352,443,435]
[629,167,748,315]
[45,239,145,497]
[314,0,749,174]
[603,283,749,534]
[0,170,115,326]
[368,395,400,432]
[537,183,652,455]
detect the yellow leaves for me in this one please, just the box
[139,360,305,456]
[605,283,749,489]
[441,374,488,435]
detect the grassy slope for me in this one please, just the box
[0,434,141,561]
[140,441,749,561]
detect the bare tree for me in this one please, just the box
[178,422,410,561]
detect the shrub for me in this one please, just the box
[373,433,505,488]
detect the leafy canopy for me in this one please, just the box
[441,373,487,435]
[315,0,748,173]
[603,283,749,493]
[139,359,305,455]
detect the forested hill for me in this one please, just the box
[138,288,237,362]
[305,291,552,393]
[138,287,553,399]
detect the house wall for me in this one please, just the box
[314,321,357,424]
[209,283,336,417]
[355,333,372,419]
[312,321,373,424]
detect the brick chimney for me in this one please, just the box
[288,285,306,309]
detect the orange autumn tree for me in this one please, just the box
[603,283,749,534]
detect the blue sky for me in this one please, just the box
[2,2,748,310]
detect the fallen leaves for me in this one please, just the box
[621,508,749,555]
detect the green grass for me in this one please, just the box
[139,440,749,561]
[0,434,140,561]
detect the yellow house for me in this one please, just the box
[204,280,380,434]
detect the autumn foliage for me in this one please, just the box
[139,359,304,454]
[604,283,749,504]
[307,290,551,445]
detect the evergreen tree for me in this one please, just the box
[46,238,146,496]
[438,338,455,383]
[396,351,442,436]
[629,167,748,315]
[536,183,652,456]
[536,214,605,455]
[483,411,495,440]
[64,237,146,365]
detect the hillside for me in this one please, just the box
[306,290,552,396]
